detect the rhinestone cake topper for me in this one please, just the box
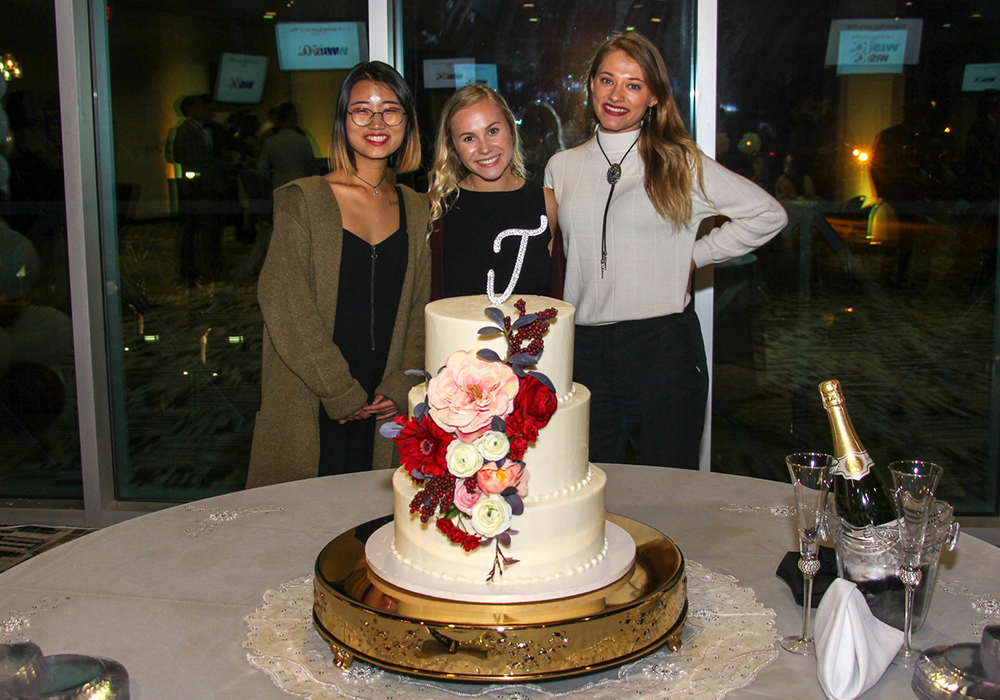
[486,215,548,305]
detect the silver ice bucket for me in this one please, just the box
[827,499,960,632]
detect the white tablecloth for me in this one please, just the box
[1,465,997,699]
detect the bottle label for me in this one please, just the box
[832,451,874,480]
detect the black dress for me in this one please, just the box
[438,182,552,298]
[318,188,408,476]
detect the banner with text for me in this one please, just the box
[825,19,923,75]
[275,22,368,71]
[215,53,268,104]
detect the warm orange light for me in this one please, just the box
[858,152,869,162]
[852,149,860,156]
[845,307,854,313]
[944,127,951,133]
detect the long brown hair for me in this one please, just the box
[586,33,703,229]
[328,61,422,175]
[427,85,527,223]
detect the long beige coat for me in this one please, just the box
[246,176,430,488]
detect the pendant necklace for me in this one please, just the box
[354,171,387,196]
[595,130,640,277]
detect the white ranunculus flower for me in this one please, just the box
[470,495,512,538]
[475,431,510,462]
[446,440,484,478]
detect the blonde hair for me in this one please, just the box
[428,85,527,223]
[586,33,704,229]
[328,61,422,176]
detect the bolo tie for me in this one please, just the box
[595,131,640,277]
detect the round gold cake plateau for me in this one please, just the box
[313,514,687,681]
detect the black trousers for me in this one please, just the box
[574,304,709,469]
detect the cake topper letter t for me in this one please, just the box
[487,215,548,305]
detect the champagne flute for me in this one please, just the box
[888,460,943,667]
[780,452,834,655]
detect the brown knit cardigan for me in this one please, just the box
[246,176,430,488]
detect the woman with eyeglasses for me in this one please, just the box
[427,85,560,300]
[247,61,430,487]
[544,33,786,470]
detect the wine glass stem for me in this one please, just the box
[903,581,915,653]
[802,574,814,643]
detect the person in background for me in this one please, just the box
[246,61,430,487]
[171,94,231,284]
[257,101,320,191]
[544,32,786,470]
[427,85,560,300]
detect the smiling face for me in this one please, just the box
[449,100,516,189]
[589,50,658,133]
[344,80,406,166]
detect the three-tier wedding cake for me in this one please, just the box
[371,295,633,595]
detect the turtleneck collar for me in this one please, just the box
[593,127,643,157]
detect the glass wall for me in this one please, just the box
[399,0,694,188]
[0,1,82,501]
[101,0,366,500]
[712,0,1000,514]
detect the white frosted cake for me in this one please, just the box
[385,295,611,585]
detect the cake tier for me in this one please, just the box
[407,382,591,497]
[425,295,576,399]
[392,464,608,583]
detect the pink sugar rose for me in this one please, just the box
[453,477,485,515]
[426,350,519,442]
[476,459,529,498]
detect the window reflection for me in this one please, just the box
[713,1,1000,515]
[105,0,365,500]
[401,0,694,186]
[0,3,81,500]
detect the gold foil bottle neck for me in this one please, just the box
[818,379,844,408]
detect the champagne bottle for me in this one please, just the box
[818,379,895,528]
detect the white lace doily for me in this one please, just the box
[243,561,778,700]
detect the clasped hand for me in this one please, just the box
[339,395,398,424]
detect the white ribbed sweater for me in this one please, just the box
[544,129,787,325]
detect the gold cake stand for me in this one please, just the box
[313,514,687,682]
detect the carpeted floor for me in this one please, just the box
[0,525,96,574]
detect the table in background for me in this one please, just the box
[1,465,996,699]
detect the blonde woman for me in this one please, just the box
[428,85,560,299]
[248,62,430,487]
[544,33,787,469]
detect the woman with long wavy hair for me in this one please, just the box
[544,33,786,469]
[247,61,431,487]
[428,85,559,299]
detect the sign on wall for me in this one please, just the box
[214,53,268,104]
[422,58,474,88]
[963,63,1000,92]
[825,19,923,75]
[454,63,498,90]
[275,22,368,71]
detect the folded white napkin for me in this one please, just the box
[814,578,903,700]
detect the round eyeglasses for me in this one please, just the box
[349,108,406,127]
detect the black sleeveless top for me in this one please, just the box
[318,187,408,476]
[439,182,551,298]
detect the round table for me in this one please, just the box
[1,465,996,699]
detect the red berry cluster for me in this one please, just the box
[409,473,455,522]
[436,518,482,551]
[507,299,557,358]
